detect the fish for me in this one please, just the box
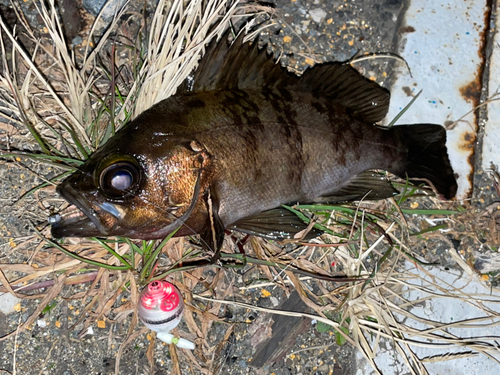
[49,31,457,251]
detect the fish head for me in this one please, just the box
[50,136,209,239]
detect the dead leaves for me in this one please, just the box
[0,274,65,341]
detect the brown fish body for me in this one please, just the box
[129,88,406,231]
[50,32,457,246]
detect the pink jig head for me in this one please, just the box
[138,280,184,333]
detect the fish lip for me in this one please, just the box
[50,185,109,238]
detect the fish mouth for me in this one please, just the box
[50,185,112,238]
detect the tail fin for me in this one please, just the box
[391,124,457,199]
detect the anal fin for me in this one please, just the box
[229,208,322,241]
[316,171,398,203]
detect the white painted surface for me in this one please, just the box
[385,0,488,199]
[356,262,500,374]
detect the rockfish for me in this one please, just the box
[50,32,457,250]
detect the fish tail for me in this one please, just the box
[391,124,457,199]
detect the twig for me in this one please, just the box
[12,312,22,375]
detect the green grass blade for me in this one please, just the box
[387,89,422,127]
[396,177,412,205]
[362,246,393,291]
[91,237,132,269]
[16,170,73,201]
[296,204,381,221]
[38,234,131,271]
[281,205,339,236]
[124,238,144,256]
[32,117,82,159]
[15,110,51,155]
[0,151,83,167]
[150,248,203,281]
[410,224,448,236]
[57,119,90,159]
[129,240,135,269]
[140,228,180,280]
[400,209,460,215]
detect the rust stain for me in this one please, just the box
[457,2,491,193]
[402,86,413,97]
[458,131,477,196]
[399,25,416,33]
[458,3,490,108]
[459,79,482,107]
[478,3,492,61]
[458,132,476,152]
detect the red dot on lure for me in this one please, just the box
[139,280,180,311]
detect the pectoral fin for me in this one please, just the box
[316,171,398,203]
[229,208,322,241]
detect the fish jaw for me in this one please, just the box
[49,204,102,238]
[50,181,119,238]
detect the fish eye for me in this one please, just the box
[99,161,141,199]
[110,170,133,190]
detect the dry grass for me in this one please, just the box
[1,1,500,374]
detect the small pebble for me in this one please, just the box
[309,8,327,23]
[72,36,83,46]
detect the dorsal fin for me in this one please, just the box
[177,31,298,93]
[178,31,390,123]
[296,64,390,123]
